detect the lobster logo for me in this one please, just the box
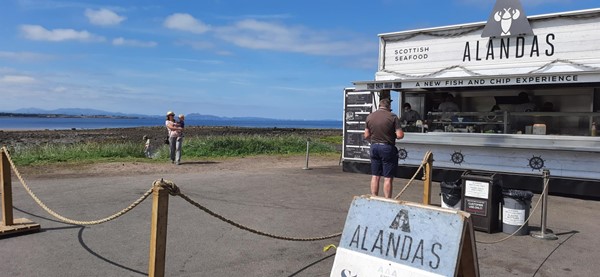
[482,0,533,38]
[341,269,358,277]
[494,7,520,36]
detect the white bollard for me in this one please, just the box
[303,138,311,170]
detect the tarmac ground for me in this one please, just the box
[0,156,599,276]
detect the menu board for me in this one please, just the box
[345,93,373,105]
[345,107,370,131]
[344,92,373,160]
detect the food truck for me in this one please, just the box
[342,4,600,198]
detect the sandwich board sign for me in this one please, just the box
[330,196,479,277]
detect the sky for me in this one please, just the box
[1,0,599,120]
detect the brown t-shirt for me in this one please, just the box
[365,108,401,145]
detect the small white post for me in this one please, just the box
[303,138,311,170]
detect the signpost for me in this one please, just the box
[331,196,478,277]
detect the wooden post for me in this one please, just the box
[1,150,14,226]
[0,148,39,236]
[423,153,434,205]
[148,183,169,277]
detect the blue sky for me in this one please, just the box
[0,0,598,119]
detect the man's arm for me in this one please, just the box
[364,128,371,140]
[394,116,404,139]
[396,128,404,139]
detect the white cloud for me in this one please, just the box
[176,40,214,50]
[164,13,210,34]
[20,24,105,42]
[0,51,55,62]
[216,50,233,56]
[85,8,126,26]
[53,86,67,93]
[215,19,372,56]
[112,37,157,47]
[0,75,36,84]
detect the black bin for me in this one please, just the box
[440,180,462,209]
[461,172,502,233]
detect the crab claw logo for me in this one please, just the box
[341,269,358,277]
[482,0,533,38]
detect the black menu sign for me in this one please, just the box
[343,92,373,160]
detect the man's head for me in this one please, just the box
[518,92,530,102]
[379,98,392,109]
[403,103,412,111]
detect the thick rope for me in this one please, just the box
[2,147,153,225]
[476,175,548,244]
[389,148,548,244]
[175,192,342,241]
[394,151,433,200]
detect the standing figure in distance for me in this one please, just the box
[176,114,186,163]
[143,135,152,158]
[165,111,183,165]
[364,98,405,198]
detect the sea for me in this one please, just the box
[0,117,343,130]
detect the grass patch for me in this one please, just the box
[10,142,147,166]
[318,135,343,145]
[155,135,335,158]
[9,134,338,166]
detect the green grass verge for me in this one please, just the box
[154,135,335,158]
[10,142,147,166]
[9,135,338,166]
[317,135,343,145]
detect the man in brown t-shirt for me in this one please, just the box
[364,98,404,198]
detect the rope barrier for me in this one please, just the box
[169,150,432,241]
[476,174,549,244]
[394,150,433,200]
[1,146,153,226]
[3,146,341,239]
[2,144,537,245]
[175,191,342,242]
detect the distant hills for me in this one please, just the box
[10,108,147,118]
[3,108,340,122]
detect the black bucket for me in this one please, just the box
[440,180,462,209]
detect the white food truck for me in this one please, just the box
[342,4,600,198]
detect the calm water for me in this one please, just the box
[0,117,342,130]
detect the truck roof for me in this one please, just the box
[379,8,600,38]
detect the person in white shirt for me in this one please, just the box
[438,94,460,112]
